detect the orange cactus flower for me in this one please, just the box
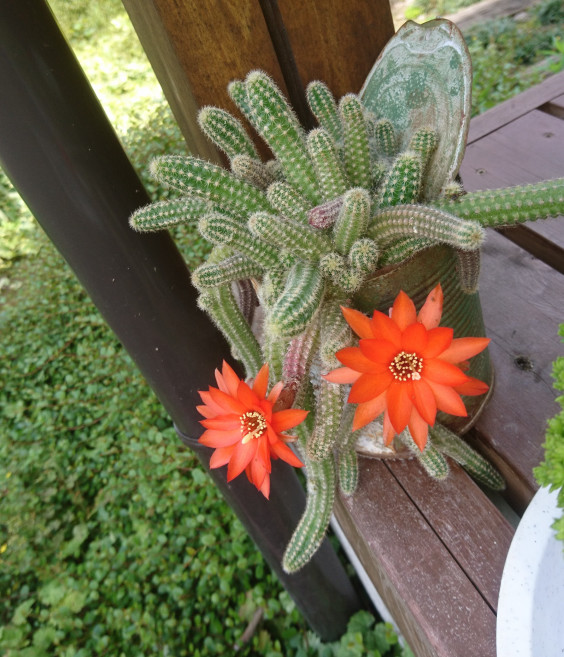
[197,361,307,498]
[324,284,490,451]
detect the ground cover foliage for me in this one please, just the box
[1,0,562,653]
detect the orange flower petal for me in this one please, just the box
[337,346,390,373]
[209,445,235,468]
[349,371,393,404]
[252,363,269,399]
[454,376,490,396]
[208,386,246,414]
[401,322,428,352]
[421,327,453,358]
[214,367,229,394]
[270,440,304,468]
[236,380,260,408]
[220,360,241,396]
[271,408,309,432]
[439,337,490,364]
[411,379,437,426]
[227,439,258,481]
[199,428,242,447]
[391,290,417,331]
[359,338,399,364]
[341,306,374,338]
[352,392,387,431]
[408,407,429,451]
[257,473,270,499]
[200,415,240,430]
[386,381,413,433]
[371,311,402,347]
[198,390,226,416]
[423,359,470,387]
[417,283,443,329]
[324,367,362,384]
[426,379,468,416]
[196,403,216,419]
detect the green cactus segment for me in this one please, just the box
[409,128,438,169]
[197,286,262,378]
[306,80,343,146]
[308,196,344,229]
[150,156,272,218]
[263,334,289,384]
[266,181,311,224]
[379,152,423,207]
[231,155,275,190]
[248,212,331,262]
[338,447,359,495]
[319,295,352,368]
[198,106,258,160]
[369,205,485,251]
[227,79,254,123]
[370,162,388,191]
[129,197,209,232]
[258,268,287,309]
[370,118,397,157]
[268,263,325,338]
[282,454,336,574]
[336,269,364,294]
[198,213,281,269]
[378,237,434,267]
[455,248,481,294]
[348,238,379,273]
[432,178,564,228]
[283,317,320,383]
[307,380,343,461]
[319,252,347,283]
[333,188,371,255]
[245,71,322,205]
[307,128,349,200]
[416,443,450,480]
[430,424,505,491]
[339,94,371,189]
[191,255,264,290]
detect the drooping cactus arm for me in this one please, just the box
[377,236,434,266]
[432,178,564,228]
[197,285,263,378]
[455,248,481,295]
[369,205,485,251]
[307,379,344,462]
[282,451,336,574]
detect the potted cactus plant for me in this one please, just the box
[130,19,564,572]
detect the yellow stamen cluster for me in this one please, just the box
[389,351,423,382]
[240,410,267,444]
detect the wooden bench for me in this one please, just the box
[334,71,564,657]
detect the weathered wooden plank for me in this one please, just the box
[333,458,498,657]
[461,109,564,268]
[445,0,538,32]
[544,92,564,118]
[471,229,563,511]
[467,71,564,143]
[278,0,395,98]
[386,458,514,610]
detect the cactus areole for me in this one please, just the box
[131,20,564,571]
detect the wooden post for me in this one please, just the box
[121,0,395,155]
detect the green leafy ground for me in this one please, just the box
[1,0,563,653]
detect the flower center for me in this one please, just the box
[389,351,423,382]
[240,411,267,444]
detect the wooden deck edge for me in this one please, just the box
[467,71,564,144]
